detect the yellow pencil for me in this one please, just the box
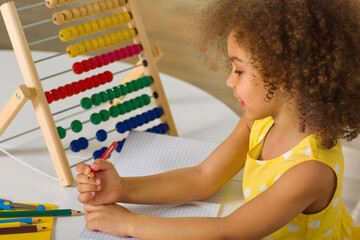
[0,222,28,228]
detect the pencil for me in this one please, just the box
[0,225,46,234]
[0,209,82,217]
[0,218,41,224]
[0,222,28,228]
[88,141,118,179]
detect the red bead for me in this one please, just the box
[120,48,129,58]
[95,56,104,68]
[104,71,113,82]
[85,77,94,89]
[65,84,75,97]
[51,89,61,101]
[58,86,68,99]
[108,52,116,63]
[101,54,110,65]
[79,80,88,92]
[73,62,84,74]
[72,82,81,94]
[45,91,53,104]
[92,75,101,87]
[98,73,107,85]
[81,60,91,72]
[114,50,122,60]
[133,44,141,54]
[89,58,98,69]
[126,46,134,57]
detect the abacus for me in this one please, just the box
[0,0,178,186]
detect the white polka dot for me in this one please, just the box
[244,188,251,198]
[309,220,321,229]
[305,147,311,156]
[258,135,265,142]
[265,237,274,240]
[287,224,299,232]
[335,164,340,174]
[344,237,349,240]
[325,229,332,237]
[274,173,281,181]
[333,197,340,207]
[259,184,267,192]
[352,220,360,228]
[283,151,293,160]
[256,160,266,165]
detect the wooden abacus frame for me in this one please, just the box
[0,0,178,186]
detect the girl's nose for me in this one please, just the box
[226,74,235,89]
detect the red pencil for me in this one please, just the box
[0,225,46,234]
[88,141,118,179]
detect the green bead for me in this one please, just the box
[118,103,127,114]
[91,94,102,106]
[57,126,66,139]
[143,76,153,86]
[80,97,92,110]
[113,86,121,98]
[124,101,133,112]
[130,98,139,109]
[132,80,140,91]
[142,94,151,105]
[137,78,146,88]
[136,96,145,107]
[109,106,120,118]
[125,82,134,93]
[71,120,83,133]
[100,91,109,103]
[99,109,110,121]
[119,85,128,95]
[90,113,101,125]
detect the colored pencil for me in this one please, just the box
[0,222,28,228]
[0,225,46,234]
[88,141,118,179]
[0,218,41,224]
[0,209,81,217]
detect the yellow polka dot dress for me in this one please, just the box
[243,117,360,239]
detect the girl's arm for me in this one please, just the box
[84,159,336,239]
[77,115,251,205]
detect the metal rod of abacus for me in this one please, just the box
[70,157,93,168]
[16,1,46,11]
[113,62,145,76]
[29,35,60,46]
[52,104,81,116]
[34,52,66,64]
[23,18,53,29]
[40,68,74,82]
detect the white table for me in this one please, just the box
[0,50,243,239]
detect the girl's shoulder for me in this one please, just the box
[248,117,274,148]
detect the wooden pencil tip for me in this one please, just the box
[71,210,83,216]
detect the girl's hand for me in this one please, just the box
[84,204,134,238]
[76,159,124,205]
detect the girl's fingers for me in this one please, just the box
[76,173,100,185]
[77,182,101,193]
[78,192,95,204]
[76,163,91,175]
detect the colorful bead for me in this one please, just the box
[142,94,151,105]
[90,113,101,125]
[65,84,75,97]
[70,140,82,152]
[115,139,125,153]
[119,85,128,95]
[45,91,53,104]
[73,62,84,74]
[85,77,94,90]
[71,120,83,133]
[96,129,107,142]
[99,73,107,85]
[118,104,127,115]
[93,150,103,159]
[78,80,88,92]
[57,126,66,139]
[104,71,113,82]
[130,117,139,128]
[154,108,163,118]
[101,54,110,65]
[72,82,81,94]
[99,91,109,102]
[95,56,104,68]
[106,89,115,100]
[99,109,110,121]
[58,86,68,99]
[125,82,134,93]
[79,137,89,150]
[68,26,79,39]
[81,97,92,109]
[92,75,101,87]
[116,122,126,133]
[89,57,98,69]
[91,94,102,106]
[113,86,121,98]
[130,99,139,109]
[52,12,65,25]
[66,45,79,58]
[82,60,91,72]
[124,119,133,131]
[59,28,71,42]
[143,76,153,86]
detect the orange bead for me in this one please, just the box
[91,2,100,15]
[65,0,74,3]
[84,4,94,16]
[62,10,73,22]
[119,0,126,7]
[105,0,113,9]
[52,12,65,25]
[71,8,81,20]
[98,1,107,12]
[57,0,65,6]
[46,0,57,8]
[78,6,87,18]
[111,0,119,8]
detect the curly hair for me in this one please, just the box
[194,0,360,148]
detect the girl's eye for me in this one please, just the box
[234,70,243,75]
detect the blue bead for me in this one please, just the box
[124,119,133,131]
[141,112,151,123]
[70,140,82,152]
[159,123,168,134]
[148,110,156,121]
[115,139,125,152]
[101,147,108,153]
[130,117,139,128]
[146,128,154,133]
[96,129,107,142]
[154,108,163,118]
[93,150,103,159]
[78,137,89,150]
[153,126,161,133]
[116,122,126,133]
[136,115,145,126]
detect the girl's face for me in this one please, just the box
[226,31,281,121]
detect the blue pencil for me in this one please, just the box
[0,218,41,224]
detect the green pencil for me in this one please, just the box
[0,209,82,217]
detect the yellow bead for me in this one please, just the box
[123,12,131,23]
[122,29,130,41]
[59,28,71,42]
[109,33,118,44]
[96,37,105,49]
[104,16,113,29]
[96,18,106,31]
[110,15,119,26]
[128,28,136,38]
[66,45,79,58]
[115,31,124,42]
[83,22,92,35]
[90,38,99,50]
[117,13,125,25]
[90,20,99,33]
[75,43,86,55]
[76,24,86,37]
[83,41,93,53]
[119,0,126,7]
[68,26,79,39]
[103,35,112,47]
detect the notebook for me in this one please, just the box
[78,131,225,240]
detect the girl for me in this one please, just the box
[76,0,360,239]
